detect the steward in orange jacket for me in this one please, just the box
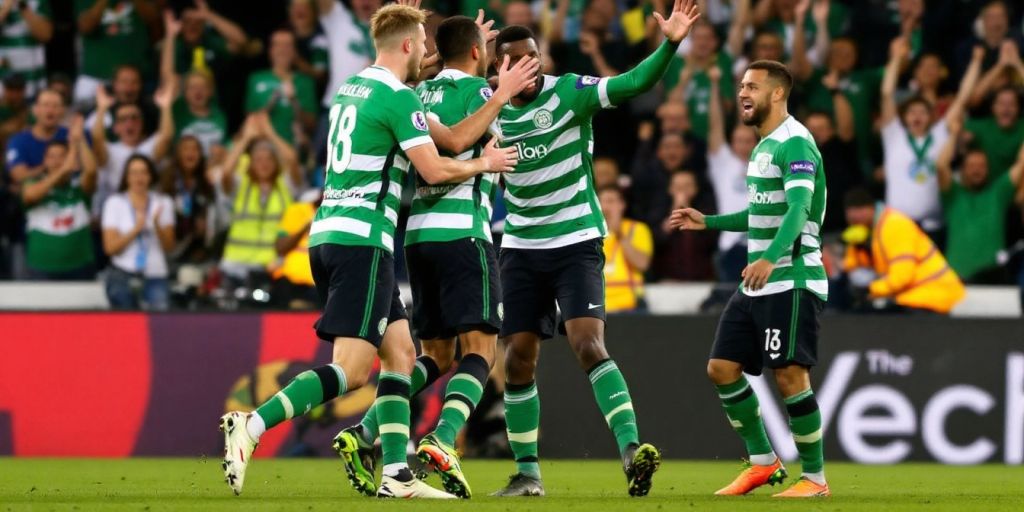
[842,190,965,314]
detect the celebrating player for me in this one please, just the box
[218,3,517,499]
[333,14,540,499]
[490,0,700,498]
[670,61,830,498]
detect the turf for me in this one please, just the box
[2,458,1022,511]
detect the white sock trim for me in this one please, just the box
[802,471,826,485]
[749,452,777,466]
[383,463,409,477]
[246,412,266,442]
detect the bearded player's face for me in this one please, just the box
[738,69,775,128]
[497,38,543,102]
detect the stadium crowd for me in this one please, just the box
[0,0,1022,313]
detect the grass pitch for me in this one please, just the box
[2,458,1022,511]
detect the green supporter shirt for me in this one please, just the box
[0,0,50,95]
[408,68,497,245]
[309,65,433,253]
[74,0,152,80]
[244,71,317,145]
[941,173,1016,280]
[173,99,227,155]
[662,52,734,140]
[23,177,95,272]
[497,40,680,249]
[173,30,229,75]
[964,117,1024,177]
[706,116,828,300]
[802,67,883,175]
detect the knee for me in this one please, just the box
[422,340,457,374]
[332,359,371,391]
[774,367,809,397]
[707,359,742,385]
[504,341,538,381]
[460,334,497,368]
[569,333,608,370]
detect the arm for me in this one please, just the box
[78,137,98,196]
[151,83,177,161]
[761,140,820,264]
[807,0,831,68]
[825,72,855,141]
[880,37,909,126]
[275,221,310,255]
[706,65,725,153]
[867,223,917,298]
[789,0,813,82]
[725,0,750,58]
[219,120,258,194]
[935,120,958,192]
[705,209,750,231]
[751,0,774,27]
[77,0,109,35]
[156,208,175,252]
[548,0,571,44]
[9,162,43,183]
[131,0,160,39]
[103,225,143,256]
[1009,139,1024,192]
[21,168,68,205]
[608,40,683,106]
[195,0,248,53]
[159,10,179,87]
[20,4,54,43]
[580,32,621,77]
[406,138,514,185]
[91,87,113,166]
[944,46,984,126]
[619,223,652,272]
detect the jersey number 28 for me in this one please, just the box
[327,104,357,173]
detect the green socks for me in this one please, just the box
[716,376,776,465]
[504,381,541,478]
[785,389,826,483]
[375,371,412,469]
[359,355,440,444]
[434,354,490,447]
[253,364,347,434]
[587,359,639,455]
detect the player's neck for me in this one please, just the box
[373,54,410,83]
[757,108,790,138]
[444,60,477,77]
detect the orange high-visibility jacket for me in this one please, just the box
[844,207,965,313]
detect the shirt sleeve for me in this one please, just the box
[462,77,493,116]
[5,135,27,170]
[101,195,121,230]
[158,195,175,228]
[761,138,818,263]
[386,89,433,151]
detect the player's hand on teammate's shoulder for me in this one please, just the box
[668,208,706,230]
[482,138,517,173]
[653,0,702,45]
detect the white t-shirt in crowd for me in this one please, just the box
[881,118,948,229]
[102,192,175,278]
[707,145,749,251]
[320,1,373,107]
[94,135,158,217]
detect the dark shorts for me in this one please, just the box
[310,244,408,347]
[499,238,606,339]
[710,289,823,376]
[406,238,502,340]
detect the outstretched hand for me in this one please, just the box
[475,9,499,42]
[653,0,701,45]
[668,207,706,230]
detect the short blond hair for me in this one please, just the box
[370,4,426,50]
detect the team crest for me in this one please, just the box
[378,317,388,336]
[497,302,504,321]
[756,153,772,175]
[411,111,428,132]
[480,87,493,101]
[533,109,553,129]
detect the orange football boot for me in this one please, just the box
[714,459,787,496]
[773,477,831,498]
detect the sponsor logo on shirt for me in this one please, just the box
[576,75,600,89]
[789,160,816,175]
[748,184,775,205]
[515,141,549,161]
[533,109,553,129]
[411,111,428,132]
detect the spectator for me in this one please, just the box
[288,0,329,96]
[7,88,66,185]
[653,170,716,281]
[665,21,734,141]
[0,0,53,96]
[85,65,158,138]
[244,30,317,148]
[705,65,752,281]
[21,118,97,280]
[937,121,1024,283]
[969,41,1024,109]
[879,39,982,241]
[599,185,652,313]
[805,69,862,234]
[842,187,965,314]
[163,0,248,81]
[270,188,319,309]
[217,113,299,284]
[965,86,1024,178]
[172,71,227,162]
[751,0,849,60]
[159,135,220,266]
[0,75,30,149]
[898,53,953,118]
[101,154,176,310]
[953,1,1021,81]
[91,83,175,218]
[503,1,534,29]
[630,131,693,230]
[593,156,620,189]
[552,0,631,77]
[316,0,377,109]
[73,0,159,107]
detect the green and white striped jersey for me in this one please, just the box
[407,68,497,245]
[745,116,828,300]
[24,177,94,273]
[0,0,49,96]
[496,74,613,249]
[309,66,433,253]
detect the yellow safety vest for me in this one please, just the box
[222,174,293,268]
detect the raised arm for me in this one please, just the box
[21,162,71,205]
[195,0,248,53]
[969,41,1023,108]
[706,65,725,153]
[219,117,260,194]
[20,3,54,43]
[725,0,750,58]
[789,0,814,82]
[77,0,109,35]
[151,82,177,161]
[160,10,180,87]
[880,36,909,126]
[807,0,832,68]
[131,0,160,40]
[69,115,98,196]
[256,113,301,188]
[945,46,984,126]
[429,56,539,154]
[824,71,855,141]
[91,87,114,166]
[547,0,571,44]
[935,118,959,192]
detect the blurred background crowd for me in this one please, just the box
[0,0,1022,314]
